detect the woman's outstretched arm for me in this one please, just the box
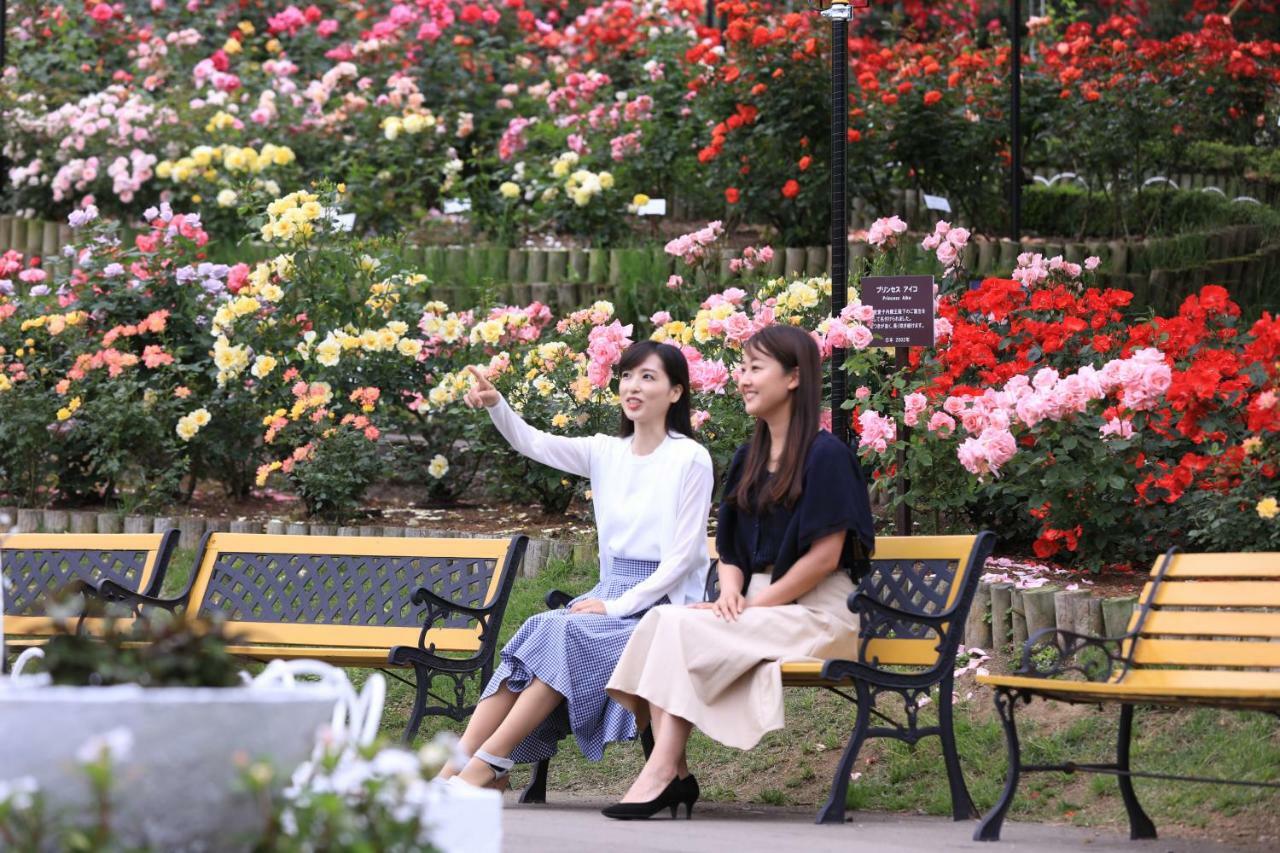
[466,365,595,477]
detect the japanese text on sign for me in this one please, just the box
[859,275,935,347]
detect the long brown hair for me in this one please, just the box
[730,325,822,512]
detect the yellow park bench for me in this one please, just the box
[93,531,527,740]
[524,531,997,826]
[974,549,1280,842]
[2,530,179,654]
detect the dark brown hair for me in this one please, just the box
[616,340,694,439]
[730,325,822,512]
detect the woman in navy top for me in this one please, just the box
[605,324,874,819]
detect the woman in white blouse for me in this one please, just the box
[442,340,714,789]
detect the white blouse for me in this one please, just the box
[486,397,714,617]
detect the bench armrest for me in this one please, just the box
[819,591,966,685]
[94,578,185,614]
[1015,626,1131,682]
[545,589,574,610]
[410,585,493,619]
[409,585,504,655]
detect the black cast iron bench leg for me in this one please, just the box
[816,682,872,824]
[401,663,434,743]
[938,677,980,820]
[1117,703,1157,840]
[975,687,1022,841]
[520,723,657,804]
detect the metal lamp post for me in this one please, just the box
[1010,0,1023,241]
[820,0,862,447]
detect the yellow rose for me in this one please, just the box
[632,193,650,208]
[222,38,241,55]
[551,413,570,429]
[598,171,614,189]
[499,181,521,199]
[217,189,238,207]
[251,355,277,378]
[190,408,211,427]
[1258,497,1280,520]
[397,338,423,358]
[427,454,450,479]
[315,337,341,367]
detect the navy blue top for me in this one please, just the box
[715,431,875,588]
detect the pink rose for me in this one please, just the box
[690,359,729,394]
[724,311,754,343]
[849,325,873,350]
[927,412,956,436]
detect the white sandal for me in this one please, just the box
[472,748,514,783]
[447,748,514,789]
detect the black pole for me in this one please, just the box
[1010,0,1022,241]
[823,1,851,446]
[1,0,8,202]
[894,346,912,535]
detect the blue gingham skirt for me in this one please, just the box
[480,557,666,763]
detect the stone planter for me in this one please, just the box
[0,680,341,850]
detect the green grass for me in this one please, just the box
[165,550,1280,837]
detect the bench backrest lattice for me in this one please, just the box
[184,533,516,653]
[855,536,980,671]
[1,532,177,636]
[706,534,985,671]
[1120,550,1280,685]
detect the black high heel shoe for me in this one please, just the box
[602,777,686,820]
[676,773,700,819]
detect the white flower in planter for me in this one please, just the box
[0,776,39,811]
[75,726,134,766]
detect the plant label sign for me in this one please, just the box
[860,275,935,347]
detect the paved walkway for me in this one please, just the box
[501,794,1257,852]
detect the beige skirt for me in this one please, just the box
[605,571,859,751]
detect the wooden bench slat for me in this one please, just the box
[1164,553,1280,577]
[223,645,408,665]
[216,621,482,652]
[4,616,140,636]
[979,670,1280,700]
[196,533,513,560]
[1141,610,1280,638]
[1165,564,1280,578]
[1152,580,1280,607]
[1131,638,1280,668]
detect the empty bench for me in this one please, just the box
[974,548,1280,842]
[95,531,527,740]
[525,532,996,825]
[2,530,178,656]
